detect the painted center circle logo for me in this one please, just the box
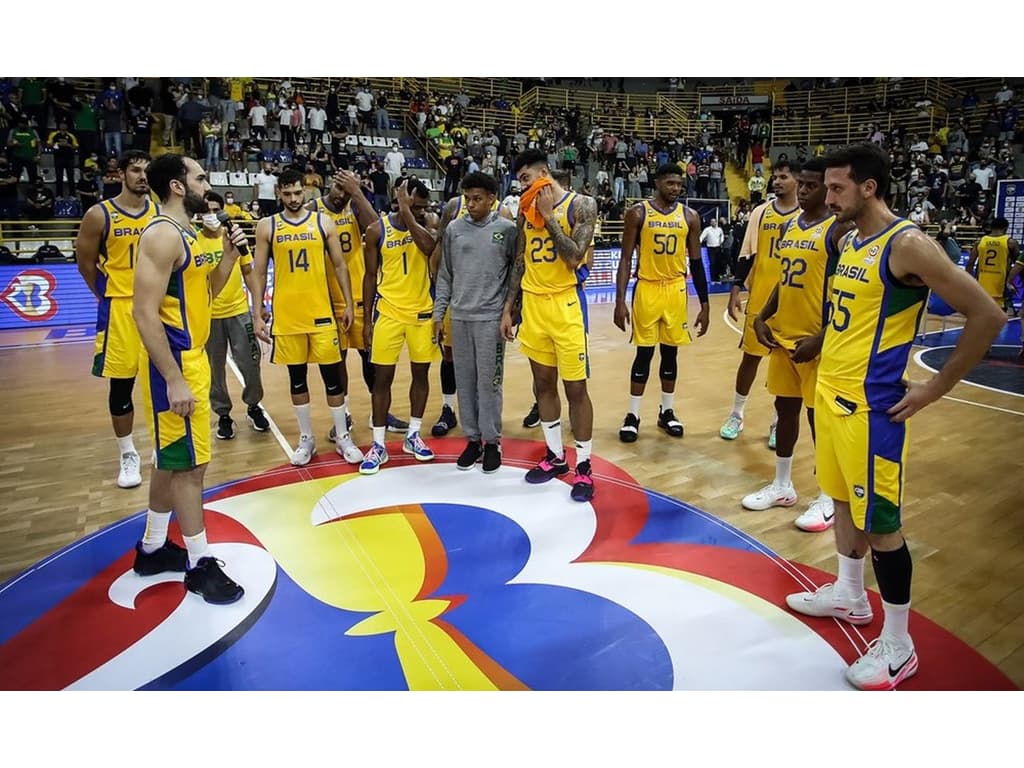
[0,439,1012,690]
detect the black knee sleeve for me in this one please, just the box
[871,541,912,605]
[108,377,135,416]
[658,343,678,381]
[287,364,309,395]
[359,349,375,391]
[318,363,343,397]
[630,346,655,384]
[440,359,456,395]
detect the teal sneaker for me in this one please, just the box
[720,414,744,440]
[403,431,435,461]
[768,422,777,450]
[359,442,389,475]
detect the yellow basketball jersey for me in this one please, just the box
[197,229,253,320]
[97,198,160,298]
[455,195,500,217]
[269,211,335,335]
[144,216,213,351]
[636,200,689,281]
[315,197,365,315]
[818,219,926,412]
[976,234,1010,298]
[748,200,800,314]
[522,191,586,295]
[768,214,841,349]
[374,214,433,323]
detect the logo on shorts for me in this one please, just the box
[853,485,866,499]
[492,232,505,243]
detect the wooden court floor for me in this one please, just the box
[1,294,1021,687]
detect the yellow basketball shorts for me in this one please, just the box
[814,388,909,534]
[336,305,366,351]
[979,273,1006,303]
[442,308,452,349]
[740,309,772,357]
[140,346,211,471]
[92,296,142,378]
[631,277,692,347]
[518,287,589,381]
[767,347,819,407]
[271,327,342,365]
[370,312,439,366]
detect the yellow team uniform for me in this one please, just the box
[138,217,214,471]
[91,198,160,378]
[268,211,341,365]
[975,234,1011,302]
[518,191,590,380]
[815,219,926,534]
[370,214,437,366]
[197,229,254,320]
[766,214,841,407]
[631,200,692,347]
[315,197,367,350]
[741,201,800,356]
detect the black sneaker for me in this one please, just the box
[133,539,188,576]
[431,404,458,437]
[658,407,684,438]
[184,557,245,605]
[619,413,640,443]
[457,440,483,470]
[216,414,235,440]
[482,443,502,474]
[246,405,270,432]
[570,460,595,502]
[522,402,541,428]
[524,449,570,484]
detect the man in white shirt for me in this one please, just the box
[355,88,374,133]
[252,164,278,217]
[307,102,327,147]
[248,102,267,140]
[995,83,1014,104]
[972,160,996,191]
[700,217,727,281]
[501,181,521,218]
[909,135,929,153]
[384,145,406,190]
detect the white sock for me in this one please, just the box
[141,508,171,553]
[294,403,313,438]
[329,405,348,438]
[408,417,423,435]
[443,393,456,408]
[881,599,913,646]
[117,434,136,455]
[629,395,642,417]
[732,392,748,419]
[541,420,564,459]
[343,395,351,418]
[775,456,793,487]
[183,530,212,570]
[771,413,779,428]
[372,426,386,445]
[660,391,674,412]
[575,439,592,464]
[836,553,865,600]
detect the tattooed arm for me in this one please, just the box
[430,196,461,279]
[535,187,595,270]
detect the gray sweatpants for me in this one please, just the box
[450,318,505,444]
[207,312,264,417]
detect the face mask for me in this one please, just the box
[202,213,222,230]
[225,198,234,205]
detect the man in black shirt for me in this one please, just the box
[49,120,78,197]
[48,78,75,128]
[368,162,390,211]
[442,151,463,200]
[76,168,100,210]
[0,156,19,220]
[25,179,54,221]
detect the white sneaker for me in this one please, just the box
[290,435,316,467]
[846,635,918,690]
[335,432,364,464]
[794,494,836,532]
[741,482,798,511]
[785,583,874,625]
[117,451,142,489]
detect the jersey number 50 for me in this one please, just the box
[652,233,678,256]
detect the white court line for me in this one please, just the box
[0,336,95,351]
[912,346,1024,400]
[226,354,294,459]
[938,395,1024,417]
[722,305,744,336]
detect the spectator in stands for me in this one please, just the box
[995,82,1014,105]
[368,162,390,212]
[907,174,929,210]
[311,142,332,179]
[225,122,243,172]
[0,157,19,219]
[248,200,263,219]
[253,163,278,217]
[709,153,724,199]
[307,101,327,148]
[201,113,222,171]
[747,167,766,204]
[909,203,929,227]
[700,217,727,281]
[7,114,40,185]
[222,192,245,219]
[972,159,996,193]
[98,81,124,159]
[908,134,929,154]
[19,77,47,134]
[49,120,78,198]
[696,157,710,198]
[248,99,268,141]
[101,157,123,199]
[375,91,390,133]
[751,141,765,173]
[443,150,463,200]
[384,143,405,191]
[935,221,964,263]
[130,105,154,153]
[889,153,909,211]
[177,90,205,157]
[24,178,54,223]
[355,85,374,134]
[302,162,323,202]
[958,176,983,218]
[75,166,100,211]
[48,77,75,130]
[613,158,629,202]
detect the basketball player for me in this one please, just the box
[967,217,1019,312]
[359,179,440,474]
[131,153,249,604]
[613,164,710,442]
[308,170,409,439]
[720,159,801,447]
[501,149,598,502]
[744,158,853,532]
[785,143,1005,689]
[199,192,269,440]
[76,150,156,489]
[433,172,516,472]
[252,169,360,466]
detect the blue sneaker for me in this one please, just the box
[386,413,409,433]
[359,442,389,475]
[403,431,435,461]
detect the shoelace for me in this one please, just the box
[863,635,907,662]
